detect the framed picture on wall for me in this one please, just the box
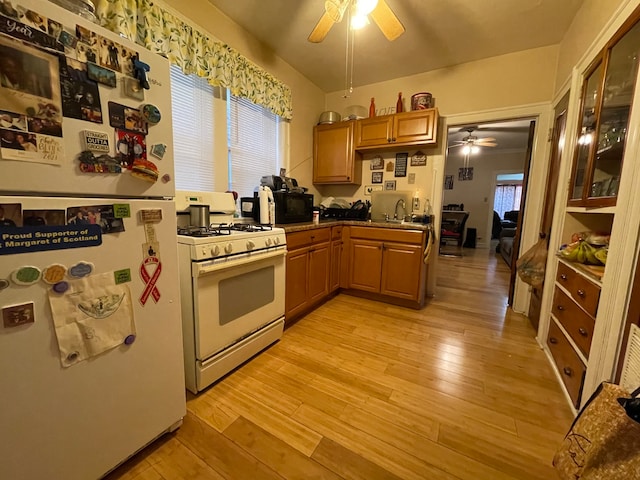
[370,155,384,170]
[458,167,473,181]
[371,171,383,183]
[410,151,427,166]
[394,153,408,177]
[444,175,453,190]
[384,180,396,191]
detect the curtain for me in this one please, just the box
[95,0,293,120]
[494,184,522,219]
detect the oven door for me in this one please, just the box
[191,248,285,361]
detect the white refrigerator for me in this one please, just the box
[0,1,185,478]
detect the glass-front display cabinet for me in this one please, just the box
[569,15,640,207]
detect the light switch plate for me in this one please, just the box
[408,173,416,184]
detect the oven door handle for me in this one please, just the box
[193,248,286,276]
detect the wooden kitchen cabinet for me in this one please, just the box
[285,228,331,322]
[345,226,427,306]
[330,226,343,292]
[313,121,362,185]
[355,109,438,150]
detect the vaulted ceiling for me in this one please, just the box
[207,0,583,93]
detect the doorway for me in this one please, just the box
[442,118,536,305]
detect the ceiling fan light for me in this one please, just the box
[461,145,471,155]
[351,13,369,29]
[355,0,378,16]
[471,145,480,154]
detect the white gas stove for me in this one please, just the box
[177,223,287,261]
[176,191,286,393]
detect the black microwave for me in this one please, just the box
[260,191,313,224]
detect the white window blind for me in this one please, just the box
[170,65,215,191]
[494,184,523,219]
[227,93,281,197]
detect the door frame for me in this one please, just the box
[437,104,553,314]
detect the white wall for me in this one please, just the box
[443,150,527,246]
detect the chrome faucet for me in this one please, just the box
[394,199,406,220]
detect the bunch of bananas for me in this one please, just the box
[560,240,607,265]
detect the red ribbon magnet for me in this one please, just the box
[139,256,161,305]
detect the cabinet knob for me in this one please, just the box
[392,137,396,142]
[579,327,588,336]
[549,337,558,344]
[577,289,586,297]
[563,367,573,377]
[556,305,564,311]
[560,274,567,280]
[387,138,392,143]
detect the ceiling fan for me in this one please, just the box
[449,126,498,153]
[308,0,405,43]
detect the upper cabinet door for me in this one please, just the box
[569,16,640,207]
[355,109,439,149]
[355,116,394,147]
[393,109,437,145]
[313,122,362,184]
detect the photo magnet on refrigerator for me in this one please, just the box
[2,302,35,328]
[82,130,110,153]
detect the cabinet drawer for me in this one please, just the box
[349,226,424,245]
[287,228,330,250]
[556,262,601,317]
[547,320,586,408]
[331,226,343,240]
[552,287,595,358]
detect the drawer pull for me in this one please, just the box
[560,274,567,280]
[549,337,558,344]
[577,289,586,297]
[579,327,588,337]
[563,367,573,377]
[556,305,564,311]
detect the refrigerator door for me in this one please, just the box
[0,197,185,480]
[0,0,175,199]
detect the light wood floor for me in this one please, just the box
[107,247,573,480]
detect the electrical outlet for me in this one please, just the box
[412,198,420,210]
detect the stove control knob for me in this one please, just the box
[211,245,220,257]
[274,237,280,246]
[225,243,233,254]
[201,246,208,256]
[265,238,272,247]
[247,240,255,250]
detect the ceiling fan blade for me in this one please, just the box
[370,0,405,41]
[477,142,498,147]
[308,12,336,43]
[476,137,496,142]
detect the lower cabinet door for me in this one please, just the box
[380,242,422,300]
[308,242,330,303]
[349,239,383,292]
[330,240,342,292]
[285,247,309,319]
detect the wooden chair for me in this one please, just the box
[440,211,469,256]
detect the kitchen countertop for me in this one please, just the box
[278,219,430,233]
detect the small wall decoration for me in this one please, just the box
[384,180,396,191]
[364,185,383,195]
[371,171,383,184]
[370,155,384,170]
[394,153,408,177]
[411,151,427,166]
[458,167,473,181]
[444,175,454,190]
[386,161,394,172]
[408,173,415,184]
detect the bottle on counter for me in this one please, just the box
[396,92,403,113]
[369,97,376,117]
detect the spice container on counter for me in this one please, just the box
[313,211,320,224]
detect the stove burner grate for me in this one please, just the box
[177,224,233,237]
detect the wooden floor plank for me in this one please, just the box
[223,416,340,480]
[106,247,572,480]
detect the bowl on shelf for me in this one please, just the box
[318,111,341,124]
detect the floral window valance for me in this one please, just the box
[95,0,293,119]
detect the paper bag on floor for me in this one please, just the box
[48,272,135,367]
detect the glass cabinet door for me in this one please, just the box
[569,14,640,206]
[570,62,603,202]
[591,20,640,200]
